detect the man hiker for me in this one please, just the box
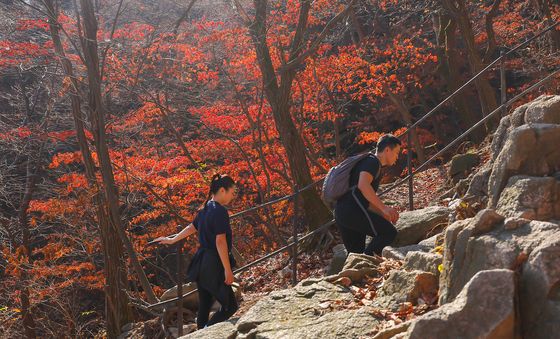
[333,134,402,256]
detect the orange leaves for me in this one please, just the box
[49,151,83,169]
[357,131,382,145]
[64,262,95,274]
[112,22,155,41]
[39,242,72,262]
[56,173,88,194]
[0,40,51,68]
[16,19,49,31]
[47,130,77,142]
[131,209,165,225]
[190,103,250,134]
[116,101,160,131]
[0,126,32,141]
[15,245,29,261]
[392,127,407,136]
[29,198,83,221]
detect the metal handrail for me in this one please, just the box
[151,21,560,227]
[147,21,560,320]
[202,21,560,222]
[148,219,336,309]
[379,68,560,196]
[229,178,323,220]
[151,65,559,310]
[401,20,559,136]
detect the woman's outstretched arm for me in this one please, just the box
[153,223,197,245]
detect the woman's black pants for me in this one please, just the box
[196,284,238,329]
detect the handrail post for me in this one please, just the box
[292,186,299,286]
[500,49,507,116]
[176,238,184,336]
[407,125,414,211]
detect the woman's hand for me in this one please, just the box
[224,269,235,285]
[152,236,176,245]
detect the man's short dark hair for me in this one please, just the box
[376,134,402,152]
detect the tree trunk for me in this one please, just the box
[78,0,159,308]
[248,0,332,232]
[483,0,502,62]
[531,0,560,51]
[349,6,365,46]
[382,86,426,164]
[44,1,159,337]
[19,159,38,339]
[312,66,343,160]
[434,12,486,141]
[44,3,133,337]
[442,0,499,130]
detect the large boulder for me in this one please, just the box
[518,237,560,338]
[491,95,560,159]
[170,324,199,338]
[438,209,560,304]
[382,244,430,261]
[466,95,560,203]
[161,282,242,312]
[340,252,382,272]
[438,208,560,339]
[518,94,560,125]
[372,322,412,339]
[180,322,236,339]
[325,244,348,276]
[406,269,516,339]
[488,124,560,207]
[160,282,199,311]
[448,153,480,184]
[326,253,383,283]
[236,279,352,332]
[393,206,450,247]
[418,232,443,248]
[376,270,438,310]
[234,279,380,338]
[496,175,560,220]
[238,308,380,339]
[403,251,442,278]
[464,162,492,201]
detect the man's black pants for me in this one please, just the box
[334,198,397,256]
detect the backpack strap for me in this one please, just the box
[367,153,382,181]
[349,153,381,192]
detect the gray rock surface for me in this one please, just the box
[407,269,516,339]
[488,124,560,207]
[496,175,560,220]
[393,206,450,247]
[403,251,442,278]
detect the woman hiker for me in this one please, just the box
[153,174,239,329]
[334,134,402,256]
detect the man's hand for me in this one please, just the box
[383,206,399,224]
[224,269,235,285]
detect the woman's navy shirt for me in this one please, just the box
[193,200,232,251]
